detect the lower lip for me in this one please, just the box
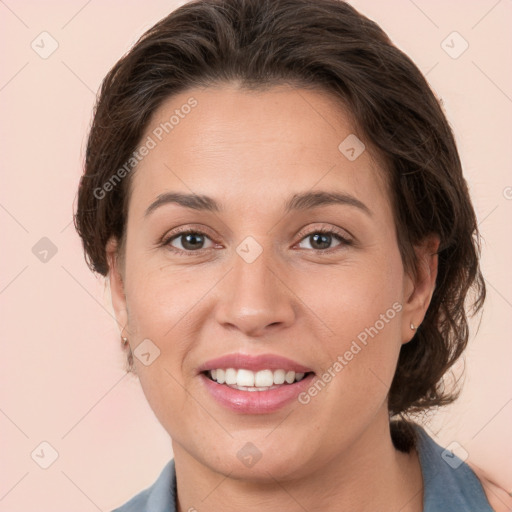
[200,373,315,414]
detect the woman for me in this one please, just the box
[74,0,509,510]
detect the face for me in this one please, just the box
[108,84,436,481]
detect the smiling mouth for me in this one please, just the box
[202,368,315,391]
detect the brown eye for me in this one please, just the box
[297,230,351,251]
[166,231,214,252]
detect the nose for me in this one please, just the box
[214,248,296,338]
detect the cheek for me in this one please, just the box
[300,250,405,403]
[124,261,208,339]
[123,264,207,409]
[124,267,203,432]
[299,254,404,346]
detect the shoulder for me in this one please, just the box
[467,462,512,512]
[412,424,496,511]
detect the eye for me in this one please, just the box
[297,228,352,252]
[164,230,216,252]
[161,225,352,255]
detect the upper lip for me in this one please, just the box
[198,353,314,374]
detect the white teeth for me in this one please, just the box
[207,368,309,387]
[216,368,226,384]
[237,369,255,387]
[225,368,237,385]
[255,370,274,387]
[285,371,295,384]
[273,369,286,384]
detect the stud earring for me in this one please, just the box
[410,323,417,331]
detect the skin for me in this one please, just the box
[469,464,512,511]
[107,84,441,512]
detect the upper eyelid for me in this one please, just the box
[163,224,217,241]
[295,224,352,241]
[164,224,349,239]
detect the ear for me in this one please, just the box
[401,234,440,344]
[106,236,128,336]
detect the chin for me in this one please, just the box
[195,434,317,483]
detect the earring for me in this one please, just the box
[410,323,417,331]
[121,336,129,346]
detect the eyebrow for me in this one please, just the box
[145,192,221,217]
[284,191,372,216]
[144,190,372,217]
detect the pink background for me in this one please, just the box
[1,0,511,509]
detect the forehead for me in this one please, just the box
[129,84,390,217]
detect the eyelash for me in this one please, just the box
[161,225,353,256]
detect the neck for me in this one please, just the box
[173,414,423,512]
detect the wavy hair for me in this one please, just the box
[74,0,485,448]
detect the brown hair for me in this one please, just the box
[74,0,485,442]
